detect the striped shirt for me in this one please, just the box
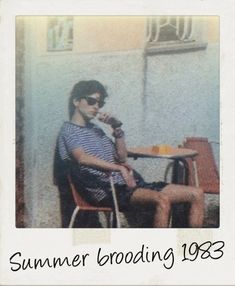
[58,121,125,202]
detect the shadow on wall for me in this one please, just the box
[16,96,26,228]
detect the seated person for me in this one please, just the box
[56,80,204,228]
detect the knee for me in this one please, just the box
[155,193,171,212]
[192,187,204,204]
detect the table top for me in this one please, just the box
[128,146,198,160]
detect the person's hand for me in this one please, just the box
[98,112,122,128]
[119,165,136,188]
[98,112,113,124]
[120,162,133,171]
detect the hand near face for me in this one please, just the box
[98,112,122,128]
[97,112,112,124]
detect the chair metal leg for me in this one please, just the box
[69,206,80,228]
[192,159,199,187]
[109,212,114,228]
[109,175,121,228]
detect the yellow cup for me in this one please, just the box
[157,144,172,154]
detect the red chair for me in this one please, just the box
[53,143,121,228]
[67,173,121,228]
[183,137,219,194]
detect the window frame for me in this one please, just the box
[47,16,74,52]
[145,16,208,55]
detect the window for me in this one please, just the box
[47,16,73,51]
[145,16,207,54]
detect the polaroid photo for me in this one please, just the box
[1,0,235,285]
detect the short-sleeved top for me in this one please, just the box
[58,121,126,203]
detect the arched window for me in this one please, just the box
[145,16,207,54]
[147,16,193,42]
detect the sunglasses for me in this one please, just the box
[83,96,105,108]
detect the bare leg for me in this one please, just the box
[130,188,171,228]
[130,185,204,228]
[161,184,204,228]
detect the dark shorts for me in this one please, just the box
[99,180,168,211]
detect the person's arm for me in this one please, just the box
[112,127,127,163]
[72,148,136,188]
[98,112,128,163]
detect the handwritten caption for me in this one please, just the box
[9,240,225,272]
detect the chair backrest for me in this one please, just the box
[67,174,112,212]
[183,137,219,194]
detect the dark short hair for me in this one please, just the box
[68,80,108,119]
